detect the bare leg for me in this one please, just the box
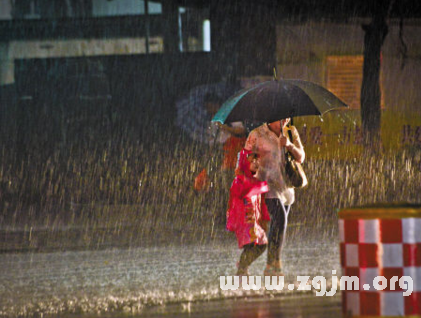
[237,243,267,275]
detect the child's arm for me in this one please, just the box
[231,176,259,199]
[243,180,269,198]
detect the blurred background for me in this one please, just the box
[0,0,420,246]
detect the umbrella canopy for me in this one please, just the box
[212,80,348,124]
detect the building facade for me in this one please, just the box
[0,0,276,149]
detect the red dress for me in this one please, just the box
[226,149,270,248]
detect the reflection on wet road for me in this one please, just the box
[138,294,342,318]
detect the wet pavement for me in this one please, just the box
[136,294,342,318]
[0,226,341,317]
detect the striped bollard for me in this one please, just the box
[339,204,421,317]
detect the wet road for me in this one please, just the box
[136,294,342,318]
[0,229,341,317]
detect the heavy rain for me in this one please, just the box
[0,0,420,317]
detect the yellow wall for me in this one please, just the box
[276,20,421,159]
[294,109,421,160]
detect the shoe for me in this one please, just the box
[263,264,284,277]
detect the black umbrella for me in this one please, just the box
[211,79,348,124]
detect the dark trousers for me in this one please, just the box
[238,243,267,271]
[266,198,290,266]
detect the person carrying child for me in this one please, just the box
[226,148,270,276]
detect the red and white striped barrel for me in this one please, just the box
[339,204,421,317]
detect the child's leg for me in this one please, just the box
[237,243,267,275]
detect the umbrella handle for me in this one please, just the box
[273,67,278,81]
[285,121,294,143]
